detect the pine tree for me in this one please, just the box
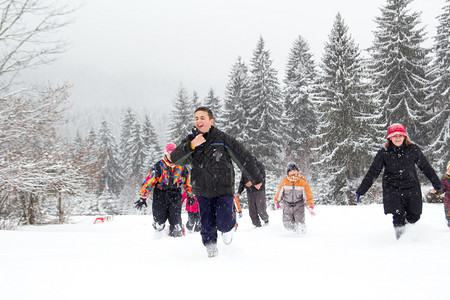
[247,36,283,170]
[222,57,251,143]
[190,90,201,113]
[142,114,161,171]
[203,88,222,126]
[369,0,431,146]
[167,84,191,144]
[98,120,123,196]
[129,120,146,180]
[119,108,137,178]
[283,35,318,177]
[426,0,449,170]
[85,128,102,193]
[314,13,374,204]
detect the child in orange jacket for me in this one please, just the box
[274,162,315,233]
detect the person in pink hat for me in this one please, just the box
[356,123,443,240]
[135,142,195,238]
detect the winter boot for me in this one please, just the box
[168,224,183,237]
[186,221,194,232]
[394,226,405,240]
[206,243,218,258]
[153,222,166,239]
[194,223,201,232]
[221,229,234,245]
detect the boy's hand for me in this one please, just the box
[192,134,206,148]
[254,182,262,190]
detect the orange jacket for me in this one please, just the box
[274,175,314,208]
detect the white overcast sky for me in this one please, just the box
[24,0,446,115]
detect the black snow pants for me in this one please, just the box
[152,188,183,235]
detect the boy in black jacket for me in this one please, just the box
[170,107,262,257]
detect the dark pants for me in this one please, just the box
[247,190,269,226]
[152,188,182,234]
[197,194,235,246]
[392,211,420,227]
[186,211,201,231]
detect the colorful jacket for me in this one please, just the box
[274,174,314,208]
[140,155,194,199]
[443,173,450,204]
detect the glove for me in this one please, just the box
[275,202,281,209]
[307,206,316,216]
[188,196,196,206]
[238,211,243,218]
[356,192,362,203]
[134,198,147,210]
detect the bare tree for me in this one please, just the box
[0,0,76,90]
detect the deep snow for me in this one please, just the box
[1,203,449,300]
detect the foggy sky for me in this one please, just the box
[21,0,445,117]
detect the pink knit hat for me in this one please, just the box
[165,142,176,153]
[386,123,407,140]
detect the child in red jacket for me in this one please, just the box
[182,192,201,232]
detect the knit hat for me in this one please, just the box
[286,162,299,174]
[165,142,176,153]
[386,123,408,140]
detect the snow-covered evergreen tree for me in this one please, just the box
[190,90,201,114]
[369,0,431,146]
[119,108,137,178]
[426,0,449,171]
[247,36,283,170]
[314,13,375,204]
[222,56,251,143]
[142,114,161,172]
[84,128,102,193]
[203,88,222,126]
[283,35,318,177]
[128,120,146,181]
[98,120,123,196]
[167,84,191,144]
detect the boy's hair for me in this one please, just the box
[195,106,214,120]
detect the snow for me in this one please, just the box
[1,204,449,300]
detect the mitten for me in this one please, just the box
[307,206,316,216]
[355,192,362,203]
[134,198,147,210]
[238,211,243,218]
[188,196,196,206]
[275,202,281,209]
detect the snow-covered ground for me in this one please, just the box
[1,203,449,300]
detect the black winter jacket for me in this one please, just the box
[357,143,442,215]
[237,158,266,194]
[170,126,263,198]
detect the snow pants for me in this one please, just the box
[247,190,269,226]
[197,194,235,246]
[282,200,305,231]
[390,197,421,227]
[152,188,182,235]
[444,194,450,222]
[186,211,201,231]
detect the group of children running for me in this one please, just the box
[136,107,449,257]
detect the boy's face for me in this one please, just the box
[194,110,214,133]
[288,170,299,176]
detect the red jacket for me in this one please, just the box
[182,191,199,213]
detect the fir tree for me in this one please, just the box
[119,108,137,177]
[314,13,374,204]
[142,114,161,171]
[426,0,449,170]
[203,88,222,126]
[283,35,318,177]
[190,90,201,114]
[128,120,146,180]
[247,36,283,170]
[167,84,191,144]
[98,120,123,196]
[369,0,431,146]
[223,56,251,143]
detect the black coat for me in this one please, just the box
[237,158,266,194]
[357,143,442,215]
[170,126,263,198]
